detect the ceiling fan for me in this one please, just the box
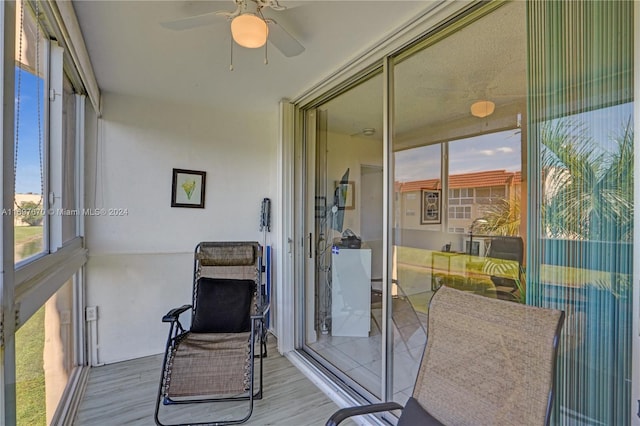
[161,0,305,58]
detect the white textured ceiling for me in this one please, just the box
[72,1,435,111]
[320,1,526,141]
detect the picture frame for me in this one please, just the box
[420,189,441,224]
[335,180,355,210]
[171,168,206,208]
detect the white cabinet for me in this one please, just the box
[331,248,371,337]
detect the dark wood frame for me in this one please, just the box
[420,188,441,224]
[171,168,206,208]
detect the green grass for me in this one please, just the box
[14,226,47,424]
[15,225,44,262]
[15,305,46,425]
[15,225,43,243]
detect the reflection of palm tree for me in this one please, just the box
[540,118,633,242]
[475,193,520,236]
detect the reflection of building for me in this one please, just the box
[397,170,521,232]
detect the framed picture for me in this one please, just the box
[420,189,441,224]
[171,168,206,208]
[335,180,355,210]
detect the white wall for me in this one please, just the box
[84,93,278,363]
[326,132,383,238]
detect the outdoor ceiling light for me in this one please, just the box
[470,100,496,118]
[231,14,269,48]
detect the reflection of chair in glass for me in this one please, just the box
[154,242,266,426]
[370,280,426,356]
[327,285,565,426]
[484,236,524,300]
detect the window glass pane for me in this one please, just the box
[14,2,47,263]
[449,131,522,236]
[393,1,526,406]
[16,278,76,425]
[304,72,384,399]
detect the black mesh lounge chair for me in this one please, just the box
[155,242,267,426]
[484,236,524,300]
[327,285,564,426]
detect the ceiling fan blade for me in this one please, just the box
[266,19,304,57]
[160,11,226,31]
[160,5,242,31]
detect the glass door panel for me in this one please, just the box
[303,71,384,399]
[391,1,527,404]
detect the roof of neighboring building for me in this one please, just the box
[398,170,521,192]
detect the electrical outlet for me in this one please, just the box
[86,306,97,321]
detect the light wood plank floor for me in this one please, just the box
[73,337,357,426]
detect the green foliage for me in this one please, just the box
[14,225,43,243]
[15,305,46,425]
[475,193,521,237]
[540,117,633,242]
[18,201,44,226]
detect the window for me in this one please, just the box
[448,131,522,236]
[475,186,506,205]
[3,2,88,424]
[448,206,471,219]
[14,1,48,263]
[15,278,76,425]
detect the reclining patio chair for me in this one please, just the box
[327,285,564,426]
[484,236,525,301]
[155,241,266,426]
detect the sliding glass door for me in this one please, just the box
[303,70,386,399]
[391,0,526,404]
[297,2,635,423]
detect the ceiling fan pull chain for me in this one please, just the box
[264,39,268,65]
[14,0,25,209]
[229,36,234,71]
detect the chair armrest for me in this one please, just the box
[326,402,403,426]
[162,304,192,323]
[251,303,270,321]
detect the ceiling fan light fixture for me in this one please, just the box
[470,100,495,118]
[231,13,269,48]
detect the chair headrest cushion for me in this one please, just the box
[198,244,256,266]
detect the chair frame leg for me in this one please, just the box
[154,320,264,426]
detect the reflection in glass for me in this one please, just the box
[392,1,526,404]
[304,72,384,398]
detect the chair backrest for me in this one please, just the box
[192,241,263,319]
[413,286,564,426]
[196,241,262,281]
[487,236,524,264]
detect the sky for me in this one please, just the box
[394,128,522,183]
[394,101,633,184]
[14,66,44,195]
